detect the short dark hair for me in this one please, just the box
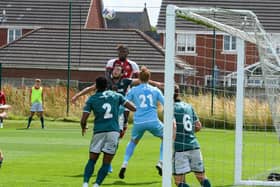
[95,76,107,91]
[174,84,180,100]
[116,44,129,52]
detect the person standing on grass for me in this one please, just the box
[0,91,6,128]
[26,79,45,129]
[118,66,164,179]
[173,85,211,187]
[0,149,3,168]
[81,76,136,187]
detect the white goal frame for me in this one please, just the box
[163,5,280,187]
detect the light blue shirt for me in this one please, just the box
[126,83,164,124]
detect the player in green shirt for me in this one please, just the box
[26,79,45,129]
[81,76,135,187]
[173,85,211,187]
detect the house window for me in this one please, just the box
[176,34,196,53]
[8,28,22,43]
[223,35,236,51]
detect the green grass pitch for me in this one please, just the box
[0,120,279,187]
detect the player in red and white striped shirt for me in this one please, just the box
[105,44,139,80]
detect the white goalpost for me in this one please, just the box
[164,4,280,187]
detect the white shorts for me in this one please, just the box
[30,102,43,112]
[173,149,205,175]
[89,131,119,155]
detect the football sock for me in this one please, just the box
[123,141,136,166]
[159,142,163,162]
[201,179,211,187]
[27,117,32,128]
[40,117,45,128]
[108,164,113,173]
[83,159,96,183]
[95,163,110,185]
[178,183,190,187]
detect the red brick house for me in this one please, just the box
[157,0,280,87]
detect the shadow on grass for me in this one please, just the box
[16,128,28,130]
[103,180,160,186]
[67,174,97,178]
[37,179,52,183]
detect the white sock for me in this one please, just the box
[82,182,88,187]
[121,162,128,168]
[93,183,99,187]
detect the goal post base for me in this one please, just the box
[236,180,280,186]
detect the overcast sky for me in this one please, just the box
[103,0,162,26]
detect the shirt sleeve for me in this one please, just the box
[191,106,199,122]
[118,93,127,106]
[126,88,133,101]
[83,98,92,113]
[106,58,116,69]
[124,78,133,86]
[128,60,140,73]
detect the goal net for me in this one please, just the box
[163,5,280,187]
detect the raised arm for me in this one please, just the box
[71,84,96,104]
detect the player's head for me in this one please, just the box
[112,64,123,79]
[174,84,180,101]
[117,44,129,61]
[35,79,41,83]
[139,66,150,83]
[34,79,41,87]
[95,76,108,91]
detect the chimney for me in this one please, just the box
[85,0,104,28]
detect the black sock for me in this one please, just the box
[27,117,32,128]
[40,117,44,128]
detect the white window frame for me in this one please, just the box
[8,28,22,43]
[223,35,237,52]
[176,33,196,54]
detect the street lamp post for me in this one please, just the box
[66,0,72,116]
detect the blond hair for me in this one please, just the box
[139,66,150,83]
[35,79,41,83]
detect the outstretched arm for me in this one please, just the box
[149,80,164,89]
[71,84,96,104]
[130,79,164,89]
